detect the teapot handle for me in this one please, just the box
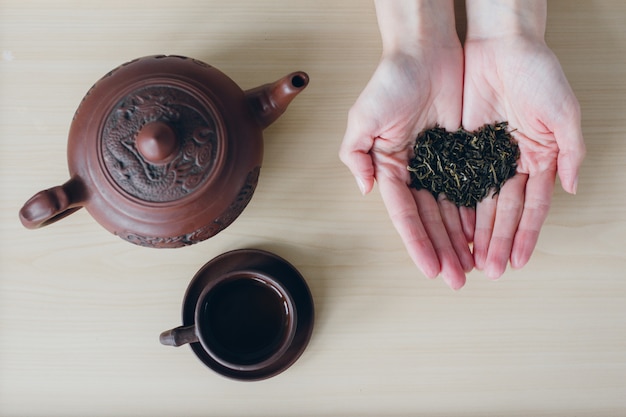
[19,177,86,229]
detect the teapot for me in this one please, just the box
[19,55,309,248]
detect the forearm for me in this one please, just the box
[374,0,459,53]
[465,0,546,41]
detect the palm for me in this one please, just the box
[364,49,463,192]
[341,42,473,289]
[462,37,584,278]
[361,48,463,152]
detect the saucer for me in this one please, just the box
[181,249,314,381]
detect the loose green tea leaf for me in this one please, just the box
[407,122,520,208]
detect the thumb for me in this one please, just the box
[339,112,377,195]
[557,146,585,195]
[553,107,586,194]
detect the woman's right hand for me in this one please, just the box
[339,0,473,289]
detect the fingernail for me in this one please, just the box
[571,176,579,195]
[356,177,367,195]
[474,251,486,271]
[485,263,504,280]
[450,279,466,291]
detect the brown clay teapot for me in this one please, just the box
[19,55,309,248]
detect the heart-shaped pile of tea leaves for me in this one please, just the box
[407,122,520,208]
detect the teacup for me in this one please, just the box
[160,249,314,380]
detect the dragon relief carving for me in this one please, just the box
[101,85,218,203]
[120,167,261,248]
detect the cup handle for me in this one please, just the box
[19,177,85,229]
[159,325,198,347]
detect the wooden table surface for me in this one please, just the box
[1,1,625,415]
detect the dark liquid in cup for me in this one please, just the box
[200,278,289,366]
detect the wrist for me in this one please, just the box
[375,0,460,54]
[465,0,547,41]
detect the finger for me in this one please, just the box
[473,190,498,271]
[437,194,474,272]
[511,169,556,269]
[339,108,377,195]
[459,206,476,243]
[377,174,441,279]
[484,174,527,280]
[553,101,586,194]
[555,127,586,195]
[414,190,467,290]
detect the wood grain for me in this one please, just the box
[1,1,625,415]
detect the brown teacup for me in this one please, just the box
[160,270,297,370]
[160,249,314,380]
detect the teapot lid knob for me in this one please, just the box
[135,121,179,164]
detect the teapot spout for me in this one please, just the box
[245,71,309,129]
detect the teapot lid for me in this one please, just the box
[99,82,224,203]
[66,55,263,247]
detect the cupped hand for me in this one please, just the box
[339,41,474,290]
[462,36,586,279]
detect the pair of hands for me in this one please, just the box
[339,3,585,290]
